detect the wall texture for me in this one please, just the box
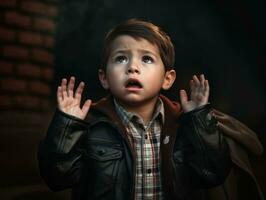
[0,0,70,199]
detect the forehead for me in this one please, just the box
[109,35,160,55]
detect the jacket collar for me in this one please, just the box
[84,94,182,127]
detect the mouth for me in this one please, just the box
[125,78,143,89]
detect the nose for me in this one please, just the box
[126,59,140,74]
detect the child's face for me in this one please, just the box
[99,35,176,107]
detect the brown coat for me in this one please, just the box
[206,109,264,200]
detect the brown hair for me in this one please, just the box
[100,18,175,71]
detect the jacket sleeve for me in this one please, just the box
[38,109,89,191]
[178,104,232,189]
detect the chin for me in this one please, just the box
[117,95,159,107]
[118,98,143,106]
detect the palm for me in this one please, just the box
[180,74,209,113]
[57,77,91,120]
[59,97,85,118]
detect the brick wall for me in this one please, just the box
[0,0,55,111]
[0,1,70,199]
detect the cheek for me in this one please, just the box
[107,64,124,75]
[107,70,121,82]
[144,68,165,80]
[106,71,123,88]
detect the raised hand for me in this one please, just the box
[57,76,92,120]
[179,74,209,113]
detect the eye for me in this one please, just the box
[115,55,128,63]
[142,55,154,64]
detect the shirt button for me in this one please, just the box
[147,169,152,174]
[145,134,148,139]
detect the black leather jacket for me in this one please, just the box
[38,95,232,200]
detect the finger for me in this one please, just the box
[67,76,75,97]
[199,74,205,88]
[179,90,188,106]
[75,81,85,100]
[189,80,197,100]
[61,78,68,98]
[81,99,92,114]
[204,79,209,90]
[204,80,210,97]
[57,86,63,103]
[189,79,196,92]
[192,75,200,87]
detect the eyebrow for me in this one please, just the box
[112,49,157,56]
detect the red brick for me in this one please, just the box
[0,61,13,75]
[20,1,47,15]
[0,27,16,41]
[34,18,55,32]
[17,64,41,78]
[14,95,40,109]
[41,67,53,80]
[43,36,54,48]
[1,78,27,92]
[3,45,29,60]
[28,81,51,96]
[0,0,16,7]
[31,49,53,64]
[0,95,12,107]
[5,11,31,28]
[20,1,58,17]
[18,31,43,45]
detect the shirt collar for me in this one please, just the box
[114,97,165,127]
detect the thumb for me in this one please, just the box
[179,90,188,106]
[81,99,92,115]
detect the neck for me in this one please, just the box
[118,97,159,125]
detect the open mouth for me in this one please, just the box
[125,78,143,88]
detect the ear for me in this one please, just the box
[162,69,176,90]
[98,69,109,89]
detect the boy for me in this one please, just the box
[38,19,232,200]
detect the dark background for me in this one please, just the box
[0,0,265,199]
[55,0,266,145]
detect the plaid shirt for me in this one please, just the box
[114,98,164,200]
